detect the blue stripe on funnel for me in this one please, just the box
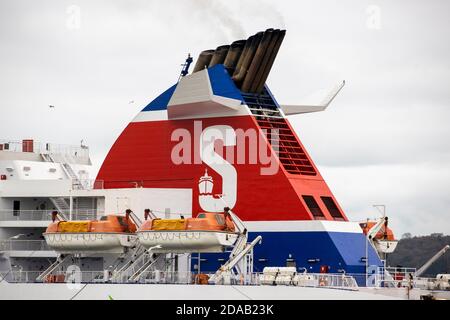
[141,84,177,111]
[207,65,243,102]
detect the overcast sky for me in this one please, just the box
[1,0,449,236]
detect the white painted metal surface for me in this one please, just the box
[0,282,402,300]
[280,81,345,115]
[44,233,137,254]
[374,240,398,253]
[138,230,238,253]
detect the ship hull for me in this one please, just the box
[0,283,402,300]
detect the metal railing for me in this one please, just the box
[373,274,448,290]
[375,267,417,288]
[3,269,362,290]
[0,139,89,159]
[71,179,104,190]
[0,240,51,251]
[0,209,100,221]
[46,270,360,289]
[57,210,101,220]
[374,267,449,291]
[257,272,359,290]
[137,271,193,284]
[5,271,41,283]
[5,269,446,292]
[299,273,359,289]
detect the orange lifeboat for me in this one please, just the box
[138,211,238,253]
[360,220,398,253]
[44,213,137,254]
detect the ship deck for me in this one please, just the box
[0,282,402,300]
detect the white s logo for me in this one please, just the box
[199,125,237,212]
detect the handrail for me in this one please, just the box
[0,240,51,251]
[4,270,361,289]
[71,179,104,190]
[0,139,89,158]
[0,209,101,221]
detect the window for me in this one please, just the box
[197,213,206,218]
[302,196,324,218]
[13,200,20,216]
[321,196,344,220]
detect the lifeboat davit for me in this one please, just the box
[138,211,239,253]
[44,213,137,254]
[360,221,398,254]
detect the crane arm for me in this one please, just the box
[125,209,143,228]
[414,245,450,277]
[366,217,388,240]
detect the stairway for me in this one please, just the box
[49,198,69,220]
[41,152,81,220]
[110,244,149,283]
[36,254,73,282]
[128,253,164,282]
[242,92,317,176]
[41,152,83,188]
[62,163,85,190]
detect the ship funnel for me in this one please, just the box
[193,49,215,73]
[223,40,246,74]
[209,45,230,68]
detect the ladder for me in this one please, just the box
[128,253,164,282]
[110,244,148,283]
[41,153,78,220]
[41,152,83,188]
[41,153,53,162]
[61,163,82,189]
[49,198,69,221]
[36,254,73,282]
[209,236,262,284]
[242,91,317,176]
[207,203,262,284]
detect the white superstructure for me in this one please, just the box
[0,139,193,278]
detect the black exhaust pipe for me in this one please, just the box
[223,40,246,74]
[241,28,274,92]
[209,45,230,68]
[254,30,286,94]
[232,36,253,79]
[232,32,264,86]
[249,29,281,93]
[193,49,215,73]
